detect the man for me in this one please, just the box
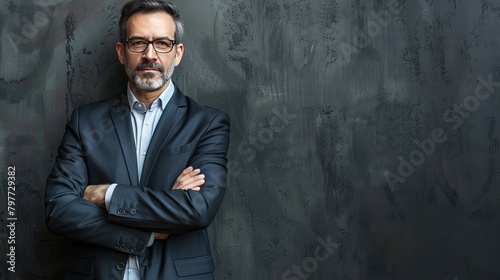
[45,1,230,279]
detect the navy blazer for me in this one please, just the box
[45,86,230,279]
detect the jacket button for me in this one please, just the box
[123,209,129,215]
[113,243,119,249]
[116,262,125,270]
[117,209,123,215]
[130,209,137,215]
[120,244,126,250]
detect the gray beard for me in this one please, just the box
[126,59,176,91]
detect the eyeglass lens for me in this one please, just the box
[127,38,174,53]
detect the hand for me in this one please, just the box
[172,166,205,191]
[154,232,169,240]
[83,184,109,208]
[155,167,203,241]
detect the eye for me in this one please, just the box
[130,39,147,46]
[155,40,171,47]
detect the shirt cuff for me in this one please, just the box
[105,183,118,212]
[147,232,155,247]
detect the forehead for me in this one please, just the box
[126,11,175,38]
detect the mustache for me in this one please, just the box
[135,62,164,72]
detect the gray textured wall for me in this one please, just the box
[1,0,500,279]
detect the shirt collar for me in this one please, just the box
[127,81,175,112]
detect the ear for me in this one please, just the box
[174,43,184,66]
[116,42,125,65]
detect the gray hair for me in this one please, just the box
[119,0,184,43]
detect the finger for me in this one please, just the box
[187,168,201,176]
[176,167,193,180]
[185,173,204,184]
[173,168,198,187]
[173,168,193,189]
[174,178,199,190]
[177,166,193,179]
[181,177,205,190]
[173,172,204,190]
[154,232,169,240]
[182,166,194,174]
[181,168,200,181]
[177,169,200,182]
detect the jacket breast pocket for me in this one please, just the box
[173,255,214,277]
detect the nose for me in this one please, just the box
[142,42,158,61]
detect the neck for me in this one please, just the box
[129,80,170,108]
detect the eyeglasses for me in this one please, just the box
[125,37,177,53]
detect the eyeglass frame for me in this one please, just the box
[124,37,177,54]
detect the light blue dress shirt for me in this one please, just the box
[105,81,175,280]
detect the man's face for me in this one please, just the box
[116,11,184,93]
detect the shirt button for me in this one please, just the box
[116,262,125,270]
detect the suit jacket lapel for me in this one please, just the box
[140,87,186,187]
[110,94,140,186]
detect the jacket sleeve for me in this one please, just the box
[45,108,151,256]
[107,111,230,234]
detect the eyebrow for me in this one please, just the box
[127,36,174,41]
